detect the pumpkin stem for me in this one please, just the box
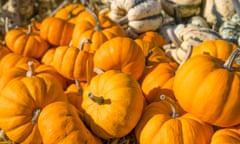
[166,26,181,48]
[4,17,9,33]
[26,61,34,77]
[26,25,32,35]
[85,7,102,31]
[68,5,83,19]
[78,39,92,51]
[160,94,179,118]
[232,0,240,15]
[88,92,104,105]
[223,48,240,71]
[31,108,41,124]
[179,45,193,67]
[94,67,104,74]
[75,80,82,96]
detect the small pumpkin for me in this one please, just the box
[135,95,214,144]
[140,61,178,103]
[42,39,95,81]
[173,48,240,127]
[82,70,145,139]
[38,101,102,144]
[0,71,67,143]
[210,125,240,144]
[137,31,168,47]
[5,25,49,58]
[40,17,75,46]
[93,37,145,80]
[54,3,90,24]
[0,53,40,76]
[0,41,10,60]
[72,8,126,53]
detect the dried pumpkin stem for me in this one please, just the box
[78,39,92,51]
[85,7,102,31]
[232,0,240,15]
[31,108,41,124]
[117,15,128,25]
[4,17,9,33]
[94,67,104,74]
[75,80,82,96]
[26,61,34,77]
[160,94,179,118]
[26,25,32,35]
[223,48,240,71]
[88,92,104,105]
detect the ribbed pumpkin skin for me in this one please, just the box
[137,31,167,47]
[0,53,40,76]
[43,45,95,81]
[38,101,102,144]
[173,54,240,127]
[54,3,87,23]
[0,76,67,144]
[210,126,240,144]
[0,42,10,60]
[94,37,145,80]
[192,40,237,61]
[5,28,49,58]
[141,62,178,103]
[82,70,145,139]
[40,17,74,46]
[135,101,214,144]
[72,14,126,52]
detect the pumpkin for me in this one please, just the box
[4,25,49,59]
[0,53,40,76]
[0,61,67,91]
[140,61,178,103]
[42,39,95,81]
[135,95,214,144]
[54,3,90,24]
[173,48,240,127]
[0,71,67,143]
[0,41,10,60]
[64,80,86,116]
[219,13,240,46]
[93,37,145,80]
[191,39,238,61]
[40,17,74,46]
[38,101,102,144]
[72,8,126,53]
[210,125,240,144]
[163,24,222,64]
[161,0,202,19]
[137,31,168,47]
[108,0,163,34]
[81,70,145,139]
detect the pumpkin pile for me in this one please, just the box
[1,0,240,144]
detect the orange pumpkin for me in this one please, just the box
[54,3,91,24]
[82,70,145,139]
[41,39,95,81]
[191,39,237,61]
[210,125,240,144]
[5,26,49,58]
[0,41,10,60]
[135,95,214,144]
[38,101,102,144]
[94,37,145,80]
[137,31,168,47]
[173,48,240,127]
[0,53,40,76]
[72,8,126,53]
[40,17,74,46]
[0,73,67,143]
[0,61,67,90]
[141,61,178,103]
